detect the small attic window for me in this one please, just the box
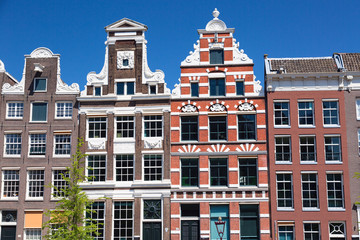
[123,59,129,67]
[34,78,47,92]
[149,85,156,95]
[210,49,224,64]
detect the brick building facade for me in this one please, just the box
[170,9,270,240]
[0,48,79,239]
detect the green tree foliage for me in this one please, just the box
[42,138,100,240]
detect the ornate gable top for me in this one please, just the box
[201,8,234,33]
[105,18,148,32]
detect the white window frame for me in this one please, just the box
[114,154,134,182]
[115,116,135,139]
[4,133,22,157]
[87,117,107,140]
[2,170,20,200]
[329,222,346,239]
[86,155,107,182]
[94,86,102,96]
[326,172,345,210]
[28,134,47,157]
[143,154,163,181]
[299,135,316,163]
[276,172,293,210]
[6,101,24,119]
[278,225,295,240]
[113,201,134,240]
[275,135,292,164]
[303,222,320,240]
[356,99,360,120]
[322,100,340,127]
[24,228,42,240]
[324,135,342,163]
[30,102,48,122]
[301,172,319,210]
[273,100,290,127]
[208,115,228,142]
[143,115,163,139]
[55,101,73,119]
[53,134,71,157]
[33,78,47,92]
[358,129,360,156]
[87,202,106,240]
[115,79,135,96]
[148,84,157,95]
[52,169,68,199]
[298,100,315,127]
[26,169,45,200]
[141,199,163,237]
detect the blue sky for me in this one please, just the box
[1,0,359,90]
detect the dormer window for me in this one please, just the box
[149,85,156,95]
[210,49,224,64]
[34,78,47,92]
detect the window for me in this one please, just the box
[27,170,44,199]
[327,173,344,209]
[240,205,259,239]
[275,136,291,162]
[209,116,227,140]
[358,130,360,155]
[94,86,101,96]
[276,173,293,209]
[53,170,69,198]
[274,102,290,126]
[238,114,256,140]
[356,99,360,120]
[116,116,134,138]
[29,134,46,156]
[210,158,227,186]
[34,78,47,91]
[25,229,42,240]
[88,117,107,139]
[115,155,134,181]
[329,222,346,239]
[54,135,71,156]
[4,134,21,156]
[7,102,23,119]
[86,202,105,240]
[143,200,162,239]
[181,116,198,141]
[323,101,339,125]
[236,80,244,96]
[191,82,199,97]
[144,200,161,219]
[114,202,133,240]
[209,78,225,96]
[300,136,316,162]
[56,102,73,118]
[181,158,198,187]
[239,158,257,186]
[324,136,341,162]
[209,49,224,64]
[123,59,129,66]
[304,223,320,240]
[144,155,162,181]
[144,115,162,137]
[278,226,294,240]
[87,155,106,182]
[298,101,314,126]
[2,170,19,198]
[116,82,134,95]
[181,204,200,240]
[149,85,156,94]
[301,173,318,208]
[31,102,48,122]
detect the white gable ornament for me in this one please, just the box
[235,99,258,111]
[178,100,199,113]
[117,51,134,69]
[206,99,229,112]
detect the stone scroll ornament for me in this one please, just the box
[178,100,200,113]
[235,99,258,111]
[206,99,229,112]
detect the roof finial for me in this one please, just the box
[212,8,220,19]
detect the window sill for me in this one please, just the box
[298,125,315,128]
[54,117,73,120]
[277,208,294,211]
[29,121,48,123]
[325,161,343,164]
[3,155,21,158]
[28,155,46,158]
[0,198,18,201]
[5,118,23,120]
[275,162,292,165]
[328,208,345,211]
[300,161,317,164]
[25,198,44,201]
[53,155,71,158]
[114,138,136,142]
[274,125,291,129]
[302,208,320,211]
[323,125,341,128]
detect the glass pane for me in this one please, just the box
[32,103,47,121]
[34,79,46,91]
[127,82,134,95]
[117,82,125,95]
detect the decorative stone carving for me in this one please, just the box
[233,47,253,64]
[117,51,134,69]
[88,139,106,150]
[207,144,230,153]
[178,100,199,113]
[56,78,80,93]
[143,42,166,84]
[235,99,258,111]
[205,8,227,31]
[236,143,259,152]
[2,63,25,94]
[181,40,200,66]
[0,59,5,72]
[178,144,201,153]
[172,83,181,97]
[30,47,54,58]
[254,79,263,94]
[87,47,108,85]
[206,99,228,112]
[144,139,162,149]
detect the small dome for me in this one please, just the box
[205,8,227,31]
